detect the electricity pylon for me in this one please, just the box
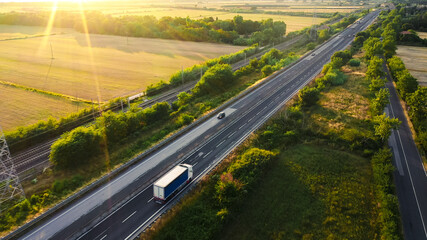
[0,126,25,212]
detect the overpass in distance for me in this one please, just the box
[13,10,380,240]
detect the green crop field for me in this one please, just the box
[0,26,244,101]
[0,84,89,131]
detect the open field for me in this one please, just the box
[0,26,244,101]
[0,25,65,40]
[0,84,89,131]
[396,45,427,86]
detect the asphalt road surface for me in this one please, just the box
[385,63,427,240]
[16,11,379,240]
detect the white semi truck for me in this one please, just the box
[153,164,193,203]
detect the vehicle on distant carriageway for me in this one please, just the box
[153,164,193,204]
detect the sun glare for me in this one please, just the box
[39,0,102,104]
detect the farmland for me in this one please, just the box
[0,25,243,130]
[0,26,244,101]
[396,45,427,86]
[0,84,89,131]
[0,1,365,15]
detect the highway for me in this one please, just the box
[9,35,304,182]
[13,11,380,240]
[385,62,427,239]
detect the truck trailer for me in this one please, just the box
[153,164,193,203]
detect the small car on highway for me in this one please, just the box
[217,112,225,119]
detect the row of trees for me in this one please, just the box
[379,6,427,157]
[0,12,286,45]
[388,56,426,154]
[146,45,259,96]
[50,102,171,169]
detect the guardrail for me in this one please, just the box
[5,14,375,239]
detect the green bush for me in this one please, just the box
[348,59,361,67]
[175,113,194,127]
[371,148,401,239]
[49,126,102,169]
[261,65,273,77]
[396,69,418,100]
[370,88,391,116]
[192,64,235,96]
[306,42,316,50]
[298,87,319,107]
[369,76,387,93]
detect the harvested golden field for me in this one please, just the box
[0,26,244,101]
[396,45,427,87]
[0,84,89,131]
[417,31,427,39]
[0,1,367,14]
[0,25,62,40]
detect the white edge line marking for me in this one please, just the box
[390,102,427,238]
[122,211,137,223]
[99,234,107,240]
[147,198,153,203]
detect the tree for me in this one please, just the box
[318,29,330,42]
[373,113,401,142]
[331,50,351,65]
[371,88,390,116]
[177,92,191,106]
[366,56,384,79]
[192,64,234,96]
[272,21,286,38]
[369,76,387,93]
[363,37,384,60]
[261,65,273,77]
[406,87,427,129]
[99,111,128,146]
[396,70,418,100]
[331,56,344,69]
[50,127,102,169]
[387,56,405,80]
[383,38,397,59]
[299,87,319,107]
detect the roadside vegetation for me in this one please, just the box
[143,9,405,240]
[377,5,427,162]
[0,9,367,235]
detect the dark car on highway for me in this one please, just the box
[217,112,225,119]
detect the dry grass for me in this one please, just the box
[396,45,427,87]
[0,84,89,131]
[311,63,372,135]
[417,31,427,39]
[0,27,244,101]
